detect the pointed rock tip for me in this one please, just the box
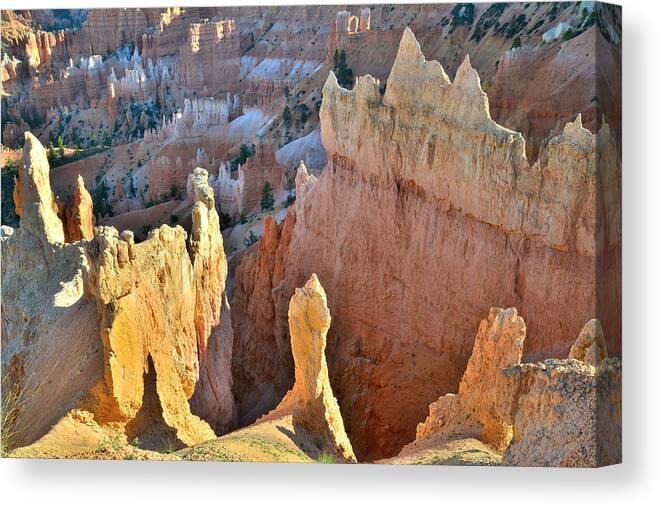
[573,113,583,128]
[569,318,608,365]
[22,131,47,158]
[323,70,339,91]
[582,318,603,335]
[304,273,323,293]
[24,131,39,145]
[460,54,472,68]
[561,113,594,145]
[401,26,419,48]
[454,54,483,92]
[394,26,424,65]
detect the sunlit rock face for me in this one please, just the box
[1,137,233,450]
[256,274,356,462]
[232,28,621,461]
[64,175,95,242]
[410,310,620,468]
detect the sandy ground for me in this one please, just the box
[9,410,175,461]
[176,414,326,463]
[224,194,290,257]
[378,435,502,466]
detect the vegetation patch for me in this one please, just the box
[450,3,476,33]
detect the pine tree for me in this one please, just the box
[333,49,354,88]
[260,180,275,211]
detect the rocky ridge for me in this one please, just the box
[1,133,233,450]
[0,6,621,466]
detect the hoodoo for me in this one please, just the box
[64,175,95,242]
[178,275,355,463]
[268,274,356,462]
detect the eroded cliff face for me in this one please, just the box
[412,312,621,467]
[232,212,296,424]
[1,134,233,451]
[231,28,621,461]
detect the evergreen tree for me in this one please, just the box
[260,180,275,211]
[333,49,354,88]
[93,179,110,218]
[238,144,253,165]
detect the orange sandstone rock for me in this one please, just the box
[1,137,233,452]
[412,312,621,467]
[257,274,356,462]
[15,132,64,244]
[64,175,95,242]
[569,319,609,367]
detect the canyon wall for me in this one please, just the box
[176,19,241,94]
[231,28,621,461]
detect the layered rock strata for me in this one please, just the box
[414,311,621,467]
[232,211,296,424]
[1,134,233,451]
[232,28,621,461]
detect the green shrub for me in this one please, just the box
[317,452,336,464]
[284,191,296,208]
[243,230,259,247]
